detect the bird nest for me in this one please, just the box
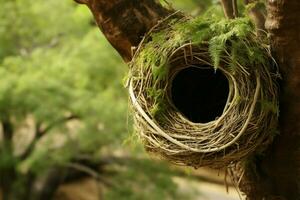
[128,16,279,168]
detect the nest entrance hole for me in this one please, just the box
[170,65,229,123]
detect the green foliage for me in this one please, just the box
[0,0,90,62]
[0,146,17,170]
[147,88,166,119]
[0,1,128,172]
[259,100,279,115]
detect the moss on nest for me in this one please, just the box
[128,15,279,168]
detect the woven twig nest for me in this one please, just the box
[128,16,279,168]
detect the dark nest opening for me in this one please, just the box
[170,65,229,123]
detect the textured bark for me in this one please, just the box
[75,0,172,62]
[240,0,300,199]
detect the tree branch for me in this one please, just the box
[74,0,173,62]
[20,115,79,160]
[39,115,79,135]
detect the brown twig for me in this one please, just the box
[220,0,235,19]
[232,0,239,18]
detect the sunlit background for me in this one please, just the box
[0,0,241,199]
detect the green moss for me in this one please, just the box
[147,88,167,120]
[150,103,166,121]
[259,100,279,114]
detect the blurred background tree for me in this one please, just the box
[0,0,243,200]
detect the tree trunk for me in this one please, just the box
[240,0,300,199]
[74,0,300,199]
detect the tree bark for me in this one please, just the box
[75,0,172,62]
[240,0,300,199]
